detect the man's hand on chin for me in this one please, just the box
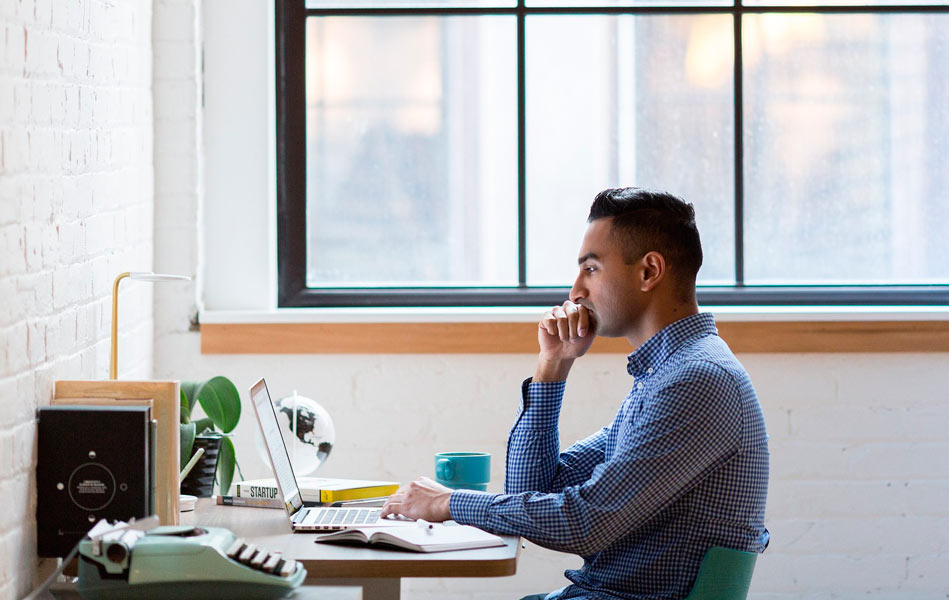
[380,476,453,522]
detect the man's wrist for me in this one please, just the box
[533,357,575,382]
[449,489,495,526]
[440,491,453,521]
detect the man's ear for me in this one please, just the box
[639,251,666,292]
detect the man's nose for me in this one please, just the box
[569,275,586,304]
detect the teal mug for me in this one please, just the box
[434,452,490,491]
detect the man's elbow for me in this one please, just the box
[541,513,619,557]
[570,527,615,557]
[531,526,613,557]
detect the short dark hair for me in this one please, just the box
[588,187,703,285]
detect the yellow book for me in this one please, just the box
[234,477,399,504]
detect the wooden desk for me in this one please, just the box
[182,499,520,600]
[48,582,361,600]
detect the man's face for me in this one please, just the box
[569,218,644,339]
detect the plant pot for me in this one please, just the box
[180,433,222,498]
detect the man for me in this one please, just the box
[381,187,769,599]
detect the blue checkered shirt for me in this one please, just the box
[450,313,769,599]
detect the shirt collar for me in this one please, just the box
[626,312,717,377]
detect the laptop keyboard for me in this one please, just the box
[300,508,381,527]
[326,508,379,525]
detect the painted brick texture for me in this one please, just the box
[0,1,153,598]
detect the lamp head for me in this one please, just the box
[128,272,192,282]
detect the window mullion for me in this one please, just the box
[517,1,527,288]
[733,1,745,287]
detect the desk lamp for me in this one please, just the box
[110,271,190,379]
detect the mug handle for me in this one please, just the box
[435,458,455,481]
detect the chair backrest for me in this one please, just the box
[682,546,758,600]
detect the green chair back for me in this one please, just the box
[682,546,758,600]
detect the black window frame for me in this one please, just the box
[276,0,949,308]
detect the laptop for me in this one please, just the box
[250,377,413,533]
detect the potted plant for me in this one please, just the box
[179,376,243,497]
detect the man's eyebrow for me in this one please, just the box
[578,252,599,265]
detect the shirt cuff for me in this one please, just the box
[448,489,496,526]
[518,378,566,429]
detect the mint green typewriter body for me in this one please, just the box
[77,525,306,599]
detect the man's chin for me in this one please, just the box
[585,310,599,333]
[591,318,626,339]
[590,318,616,338]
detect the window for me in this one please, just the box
[276,0,949,307]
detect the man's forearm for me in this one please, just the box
[505,379,566,494]
[533,357,575,382]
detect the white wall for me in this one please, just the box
[149,2,945,599]
[153,0,204,335]
[743,353,949,599]
[0,1,154,598]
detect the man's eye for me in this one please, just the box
[584,266,597,273]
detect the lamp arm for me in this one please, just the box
[109,272,131,380]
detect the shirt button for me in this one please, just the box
[637,382,643,390]
[646,368,654,375]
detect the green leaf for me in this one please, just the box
[196,376,241,434]
[192,417,215,436]
[179,423,196,471]
[217,436,236,495]
[179,389,191,424]
[180,381,202,414]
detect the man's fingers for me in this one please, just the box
[540,302,590,342]
[549,305,566,338]
[556,308,570,341]
[577,305,591,338]
[555,302,581,342]
[563,302,581,341]
[380,498,400,518]
[381,486,410,518]
[540,308,559,336]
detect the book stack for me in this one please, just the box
[219,477,399,508]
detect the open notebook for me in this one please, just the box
[315,521,505,553]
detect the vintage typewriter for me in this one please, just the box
[76,518,306,599]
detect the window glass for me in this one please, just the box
[745,0,948,6]
[528,0,729,5]
[285,4,949,305]
[525,14,735,286]
[305,16,518,287]
[743,13,949,284]
[306,1,516,7]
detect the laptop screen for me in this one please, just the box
[250,378,304,516]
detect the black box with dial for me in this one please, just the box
[36,405,152,557]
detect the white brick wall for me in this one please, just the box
[0,1,153,598]
[747,353,949,598]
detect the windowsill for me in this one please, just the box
[199,306,949,354]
